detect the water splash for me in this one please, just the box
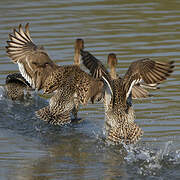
[0,86,6,100]
[123,141,180,176]
[169,149,180,165]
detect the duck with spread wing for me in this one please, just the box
[6,24,106,126]
[80,50,174,144]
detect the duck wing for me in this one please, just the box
[122,58,174,100]
[6,23,57,90]
[80,50,113,104]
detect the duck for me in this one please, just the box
[6,23,107,126]
[5,72,33,100]
[80,50,174,144]
[4,38,84,120]
[74,39,84,65]
[107,53,160,99]
[71,38,84,120]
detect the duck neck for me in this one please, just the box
[110,66,117,79]
[74,48,80,65]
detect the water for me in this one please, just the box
[0,0,180,179]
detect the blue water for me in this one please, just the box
[0,0,180,179]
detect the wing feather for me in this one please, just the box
[80,50,113,101]
[122,58,174,99]
[6,23,55,90]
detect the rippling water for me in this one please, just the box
[0,0,180,179]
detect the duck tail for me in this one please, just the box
[36,106,71,126]
[107,123,143,145]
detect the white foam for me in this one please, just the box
[0,86,6,100]
[123,141,177,176]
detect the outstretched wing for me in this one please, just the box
[118,76,152,99]
[122,58,174,99]
[6,23,57,90]
[6,23,37,63]
[80,50,111,82]
[131,84,151,99]
[80,50,113,98]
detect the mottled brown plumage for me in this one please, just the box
[108,53,154,99]
[70,39,84,120]
[6,23,105,125]
[6,23,58,90]
[5,73,33,100]
[80,50,174,144]
[104,78,143,144]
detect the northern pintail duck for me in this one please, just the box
[74,39,84,65]
[5,72,33,100]
[6,24,106,126]
[80,50,174,144]
[107,53,159,99]
[71,38,84,120]
[5,38,84,122]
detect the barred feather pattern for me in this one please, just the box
[131,84,151,99]
[37,72,104,125]
[36,106,71,126]
[6,23,109,125]
[107,54,174,99]
[107,122,143,145]
[5,73,33,100]
[6,23,56,91]
[106,58,174,144]
[43,65,104,105]
[81,50,174,145]
[122,58,175,98]
[36,83,75,125]
[103,79,143,144]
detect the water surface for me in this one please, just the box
[0,0,180,179]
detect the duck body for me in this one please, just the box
[80,50,174,144]
[44,65,103,104]
[36,64,103,125]
[104,78,142,145]
[5,73,33,100]
[6,24,104,125]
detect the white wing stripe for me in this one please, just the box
[18,62,34,88]
[102,76,113,96]
[126,79,138,99]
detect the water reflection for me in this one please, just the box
[13,136,128,180]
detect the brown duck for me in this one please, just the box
[80,50,174,144]
[5,73,33,100]
[107,53,160,99]
[5,38,84,121]
[6,24,105,125]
